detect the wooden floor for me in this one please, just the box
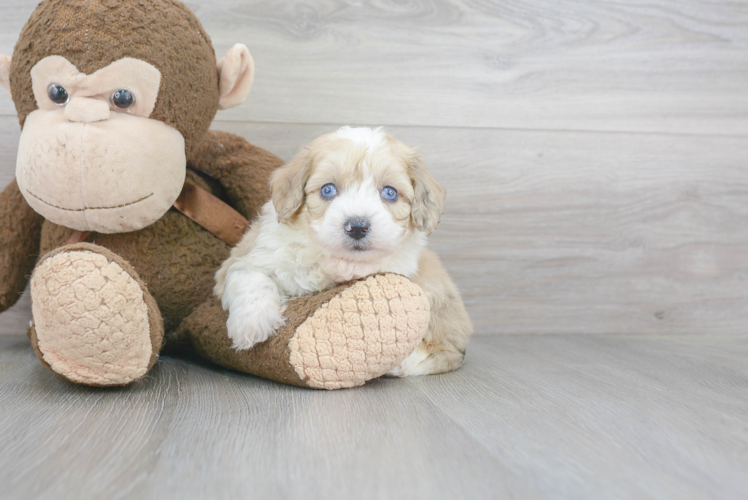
[0,327,747,500]
[1,0,748,498]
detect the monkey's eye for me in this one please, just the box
[381,186,398,201]
[320,183,338,199]
[111,89,135,109]
[47,84,69,105]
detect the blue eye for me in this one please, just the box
[320,183,337,199]
[381,186,398,201]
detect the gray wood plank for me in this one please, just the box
[0,334,539,500]
[1,334,747,500]
[1,0,747,134]
[0,293,30,337]
[407,334,748,500]
[0,116,19,190]
[2,117,748,335]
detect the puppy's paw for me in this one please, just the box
[386,347,430,377]
[386,344,465,377]
[226,298,286,351]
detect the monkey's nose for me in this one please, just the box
[344,217,371,241]
[64,97,111,123]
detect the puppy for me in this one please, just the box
[214,126,472,376]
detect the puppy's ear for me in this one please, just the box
[270,149,313,223]
[410,155,446,235]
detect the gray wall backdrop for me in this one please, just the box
[1,0,747,335]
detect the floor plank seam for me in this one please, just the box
[211,118,748,138]
[2,113,748,138]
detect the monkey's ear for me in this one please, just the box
[0,54,11,98]
[217,44,254,110]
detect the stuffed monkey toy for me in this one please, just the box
[0,0,430,389]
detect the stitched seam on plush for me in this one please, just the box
[79,122,88,227]
[27,190,154,211]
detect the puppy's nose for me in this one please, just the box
[344,217,370,240]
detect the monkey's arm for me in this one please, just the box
[187,131,284,220]
[0,179,44,313]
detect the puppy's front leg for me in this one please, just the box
[388,249,473,377]
[220,263,286,351]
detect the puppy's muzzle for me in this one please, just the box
[344,217,370,241]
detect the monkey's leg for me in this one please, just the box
[175,274,431,390]
[28,243,163,386]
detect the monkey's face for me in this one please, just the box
[15,56,186,233]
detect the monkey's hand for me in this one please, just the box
[0,179,44,313]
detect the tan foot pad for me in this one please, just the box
[30,246,160,386]
[288,274,431,390]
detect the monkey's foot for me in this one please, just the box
[182,274,431,390]
[28,244,163,386]
[286,275,432,389]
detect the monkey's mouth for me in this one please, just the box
[27,190,154,212]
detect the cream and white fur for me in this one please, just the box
[214,127,472,376]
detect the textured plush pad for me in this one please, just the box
[288,275,431,389]
[180,274,430,389]
[29,244,163,386]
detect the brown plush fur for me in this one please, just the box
[36,133,281,336]
[0,180,44,313]
[186,131,280,220]
[10,0,219,155]
[178,281,364,387]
